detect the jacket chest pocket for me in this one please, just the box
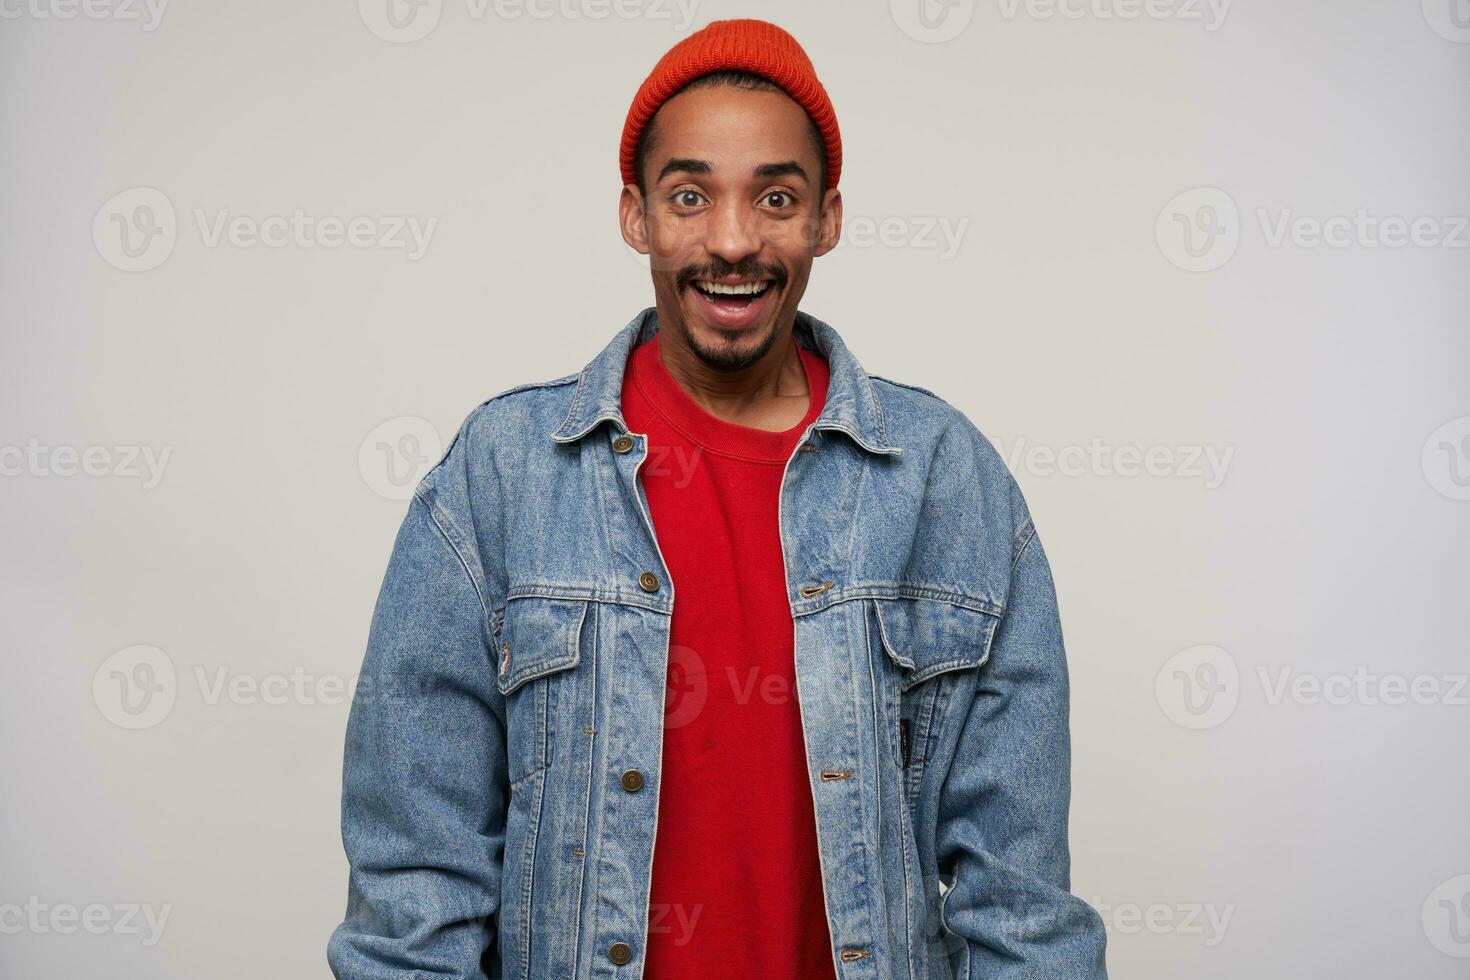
[494,596,590,785]
[867,597,1000,792]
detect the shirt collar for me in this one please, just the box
[550,307,903,457]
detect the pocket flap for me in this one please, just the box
[871,597,999,690]
[495,597,588,696]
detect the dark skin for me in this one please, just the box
[619,85,843,432]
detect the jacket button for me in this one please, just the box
[612,434,635,453]
[608,941,633,965]
[638,571,659,593]
[620,768,644,792]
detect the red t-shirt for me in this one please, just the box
[621,328,837,980]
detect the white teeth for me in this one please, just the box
[695,280,769,296]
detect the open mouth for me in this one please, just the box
[681,271,782,331]
[690,279,774,309]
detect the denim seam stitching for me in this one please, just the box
[865,598,894,975]
[518,769,547,980]
[868,373,947,404]
[413,484,490,622]
[496,600,587,697]
[795,587,1004,619]
[586,433,619,590]
[841,452,874,570]
[567,599,596,976]
[551,366,592,441]
[505,584,671,612]
[855,358,892,445]
[893,766,920,980]
[1011,516,1038,571]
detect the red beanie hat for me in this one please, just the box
[619,19,842,191]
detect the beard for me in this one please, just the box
[669,255,789,372]
[682,315,784,373]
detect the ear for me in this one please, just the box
[619,184,650,254]
[812,188,843,257]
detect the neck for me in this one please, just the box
[650,307,812,431]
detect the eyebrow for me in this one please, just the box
[752,161,809,184]
[655,158,811,184]
[657,158,711,182]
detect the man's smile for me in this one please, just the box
[680,275,775,331]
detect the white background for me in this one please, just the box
[2,0,1468,976]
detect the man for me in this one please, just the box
[329,18,1108,980]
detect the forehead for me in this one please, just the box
[647,85,819,181]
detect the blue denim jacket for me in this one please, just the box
[328,308,1108,980]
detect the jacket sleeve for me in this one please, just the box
[933,519,1109,978]
[327,482,507,979]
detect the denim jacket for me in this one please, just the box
[328,308,1109,980]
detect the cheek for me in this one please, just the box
[647,212,703,255]
[763,215,826,257]
[646,217,702,274]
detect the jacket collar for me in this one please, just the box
[550,307,903,456]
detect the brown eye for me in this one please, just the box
[675,191,704,208]
[763,191,793,209]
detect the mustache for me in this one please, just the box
[676,259,786,292]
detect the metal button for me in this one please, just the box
[612,434,635,454]
[608,941,633,965]
[620,768,644,792]
[638,571,659,593]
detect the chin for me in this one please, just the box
[682,299,784,372]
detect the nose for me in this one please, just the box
[703,197,761,265]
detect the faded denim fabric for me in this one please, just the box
[328,308,1109,980]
